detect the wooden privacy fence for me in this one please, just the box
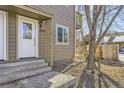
[95,44,119,60]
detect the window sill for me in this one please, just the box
[55,43,69,46]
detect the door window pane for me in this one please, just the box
[23,22,32,39]
[58,27,63,42]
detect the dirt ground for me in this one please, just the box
[53,60,124,88]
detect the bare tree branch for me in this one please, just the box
[96,6,123,44]
[93,6,103,39]
[104,6,120,15]
[97,6,106,43]
[84,6,92,32]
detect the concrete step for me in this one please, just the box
[0,63,48,75]
[0,71,76,88]
[0,59,45,69]
[0,67,52,85]
[41,72,76,88]
[0,59,76,88]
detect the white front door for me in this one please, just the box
[0,11,6,60]
[18,16,39,58]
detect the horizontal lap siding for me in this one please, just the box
[8,10,46,60]
[29,5,75,62]
[45,20,52,65]
[8,11,16,60]
[39,31,45,58]
[7,8,47,60]
[6,5,75,62]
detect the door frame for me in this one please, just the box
[17,15,39,59]
[0,10,7,60]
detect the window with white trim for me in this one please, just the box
[56,24,69,44]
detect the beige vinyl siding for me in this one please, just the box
[8,11,16,60]
[29,5,75,62]
[45,19,53,65]
[39,25,45,58]
[7,10,46,60]
[1,5,75,63]
[39,31,45,58]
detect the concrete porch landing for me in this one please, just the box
[0,59,76,88]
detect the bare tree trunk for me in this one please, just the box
[85,38,96,88]
[87,41,96,70]
[77,5,123,88]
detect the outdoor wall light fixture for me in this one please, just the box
[39,21,45,32]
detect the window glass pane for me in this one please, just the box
[58,27,63,42]
[23,22,32,39]
[64,28,68,43]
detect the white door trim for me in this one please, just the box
[0,10,7,60]
[17,15,39,59]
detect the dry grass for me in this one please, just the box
[101,64,124,86]
[63,62,86,77]
[54,61,124,87]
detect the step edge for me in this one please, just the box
[0,67,52,85]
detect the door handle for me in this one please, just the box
[34,37,36,46]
